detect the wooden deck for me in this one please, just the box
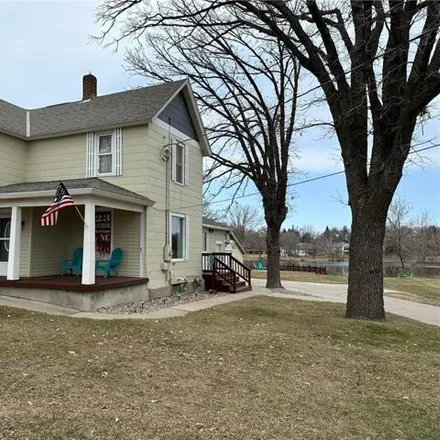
[0,275,149,293]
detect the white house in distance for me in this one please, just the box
[202,216,246,262]
[0,74,227,310]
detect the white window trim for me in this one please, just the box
[96,132,114,177]
[171,138,189,187]
[86,128,123,178]
[170,212,189,262]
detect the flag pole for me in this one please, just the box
[74,206,87,226]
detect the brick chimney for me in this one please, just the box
[82,73,97,100]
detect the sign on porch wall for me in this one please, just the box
[96,211,112,260]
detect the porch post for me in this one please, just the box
[139,208,146,278]
[7,206,22,280]
[82,203,95,285]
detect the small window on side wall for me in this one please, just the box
[172,140,188,185]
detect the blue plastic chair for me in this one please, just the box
[61,248,83,277]
[96,248,123,278]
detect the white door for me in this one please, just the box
[0,218,11,276]
[215,241,223,253]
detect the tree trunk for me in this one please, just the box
[266,222,282,288]
[346,213,386,320]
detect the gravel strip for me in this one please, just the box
[96,290,229,315]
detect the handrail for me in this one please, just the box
[210,253,251,290]
[228,254,251,287]
[213,256,236,292]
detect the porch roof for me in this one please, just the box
[0,178,154,207]
[0,178,155,213]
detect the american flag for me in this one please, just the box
[40,182,75,226]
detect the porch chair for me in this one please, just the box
[254,261,265,271]
[61,248,83,277]
[96,248,123,278]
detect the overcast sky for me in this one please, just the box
[1,0,439,230]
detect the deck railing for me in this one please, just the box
[202,252,252,289]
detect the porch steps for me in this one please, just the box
[202,271,252,294]
[202,253,252,294]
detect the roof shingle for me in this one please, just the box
[0,80,186,139]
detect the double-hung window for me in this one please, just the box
[172,140,188,185]
[171,213,187,261]
[98,134,113,175]
[86,128,123,178]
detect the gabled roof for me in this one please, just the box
[0,79,211,155]
[0,178,154,206]
[0,99,26,137]
[202,216,230,231]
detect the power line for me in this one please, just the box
[188,143,440,210]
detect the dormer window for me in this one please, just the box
[86,128,123,178]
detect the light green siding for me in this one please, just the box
[30,207,71,277]
[0,133,27,186]
[113,210,140,277]
[144,122,203,290]
[26,134,86,182]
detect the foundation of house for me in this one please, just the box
[0,276,150,311]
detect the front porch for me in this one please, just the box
[0,178,154,310]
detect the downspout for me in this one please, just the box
[160,118,173,285]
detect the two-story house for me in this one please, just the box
[0,74,213,309]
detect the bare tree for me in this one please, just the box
[413,211,440,264]
[96,0,440,319]
[97,4,301,288]
[227,204,262,244]
[280,227,301,256]
[386,198,414,269]
[202,200,222,222]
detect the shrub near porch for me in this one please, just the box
[0,297,439,439]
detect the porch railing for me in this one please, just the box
[202,252,252,288]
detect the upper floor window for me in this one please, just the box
[86,128,123,178]
[98,134,113,175]
[172,140,188,185]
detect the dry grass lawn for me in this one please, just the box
[1,297,439,439]
[252,271,440,306]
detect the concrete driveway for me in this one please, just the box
[252,279,440,327]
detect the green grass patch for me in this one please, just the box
[1,298,439,439]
